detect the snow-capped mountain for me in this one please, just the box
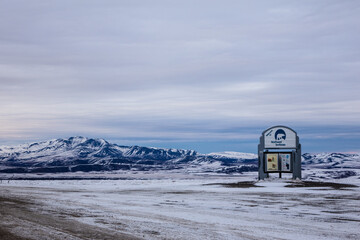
[302,152,360,169]
[0,136,196,162]
[301,152,360,180]
[0,137,359,176]
[0,137,255,173]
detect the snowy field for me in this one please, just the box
[0,172,360,240]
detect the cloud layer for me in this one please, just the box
[1,0,359,152]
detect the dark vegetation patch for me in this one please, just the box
[0,196,31,206]
[322,210,360,214]
[0,177,131,180]
[216,165,258,174]
[206,181,262,188]
[325,195,360,200]
[331,217,360,223]
[323,170,357,179]
[0,227,32,240]
[285,181,357,190]
[166,191,198,194]
[143,230,160,236]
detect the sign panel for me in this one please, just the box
[265,153,278,172]
[279,153,291,172]
[264,127,296,149]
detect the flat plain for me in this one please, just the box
[0,173,359,240]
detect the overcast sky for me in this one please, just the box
[0,0,359,153]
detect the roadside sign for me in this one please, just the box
[258,125,301,180]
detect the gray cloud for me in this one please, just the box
[0,0,359,152]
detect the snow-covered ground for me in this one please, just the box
[1,172,359,240]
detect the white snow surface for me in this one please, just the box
[207,151,257,160]
[1,173,360,240]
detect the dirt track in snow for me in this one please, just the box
[0,194,139,240]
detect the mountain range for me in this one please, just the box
[0,136,359,176]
